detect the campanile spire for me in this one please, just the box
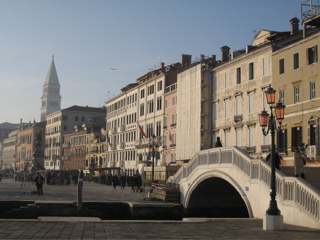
[40,56,62,121]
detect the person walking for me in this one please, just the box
[34,172,44,196]
[266,151,283,170]
[120,174,126,189]
[112,174,118,189]
[293,147,306,179]
[214,137,223,147]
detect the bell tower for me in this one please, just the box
[40,55,62,121]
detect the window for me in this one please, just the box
[171,113,176,126]
[248,62,254,80]
[307,46,318,65]
[147,85,154,95]
[157,97,162,110]
[279,90,285,104]
[263,56,269,76]
[140,89,145,98]
[309,124,317,145]
[236,67,241,84]
[291,127,302,150]
[224,99,230,119]
[236,97,242,115]
[225,71,230,88]
[310,81,316,99]
[157,81,162,91]
[294,85,300,103]
[75,116,78,121]
[212,102,218,121]
[164,116,167,128]
[224,130,230,147]
[279,58,284,74]
[293,53,299,69]
[164,99,168,108]
[249,93,255,113]
[140,103,144,116]
[156,121,161,136]
[236,128,242,147]
[248,126,255,147]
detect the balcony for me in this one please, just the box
[261,144,271,153]
[111,127,117,134]
[62,143,70,148]
[245,146,256,154]
[111,143,117,150]
[234,115,243,123]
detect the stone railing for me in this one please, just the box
[167,146,320,224]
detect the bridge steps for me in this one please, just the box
[280,166,320,191]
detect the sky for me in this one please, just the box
[0,0,313,123]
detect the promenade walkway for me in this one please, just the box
[0,178,319,239]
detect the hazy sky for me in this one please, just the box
[0,0,309,123]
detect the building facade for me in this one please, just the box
[271,18,320,164]
[15,121,45,172]
[45,105,106,170]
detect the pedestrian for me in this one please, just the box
[214,137,223,147]
[266,151,283,170]
[133,174,139,192]
[120,174,126,189]
[34,172,44,196]
[293,147,306,179]
[112,174,118,189]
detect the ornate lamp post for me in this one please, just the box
[259,85,285,230]
[148,135,160,182]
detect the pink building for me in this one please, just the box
[163,83,177,165]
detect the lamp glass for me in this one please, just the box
[155,144,160,152]
[265,86,276,104]
[149,144,153,152]
[259,110,269,127]
[274,101,285,120]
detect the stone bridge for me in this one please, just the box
[167,146,320,229]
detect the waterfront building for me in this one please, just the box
[106,61,181,179]
[270,17,320,164]
[176,55,217,161]
[15,121,45,172]
[106,83,139,176]
[2,129,18,171]
[44,105,106,170]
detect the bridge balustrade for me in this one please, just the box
[168,146,320,226]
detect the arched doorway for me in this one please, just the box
[186,177,249,218]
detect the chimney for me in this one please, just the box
[160,62,165,68]
[182,54,192,66]
[221,46,230,62]
[290,17,300,35]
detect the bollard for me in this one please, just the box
[77,170,84,216]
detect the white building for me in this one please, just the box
[44,105,106,170]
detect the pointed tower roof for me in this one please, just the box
[44,55,60,86]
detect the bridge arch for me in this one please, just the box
[183,170,254,218]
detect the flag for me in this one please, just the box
[138,124,148,138]
[106,132,112,147]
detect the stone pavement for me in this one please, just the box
[0,178,319,239]
[0,178,146,202]
[0,218,319,239]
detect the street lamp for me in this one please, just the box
[258,85,285,230]
[148,135,160,182]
